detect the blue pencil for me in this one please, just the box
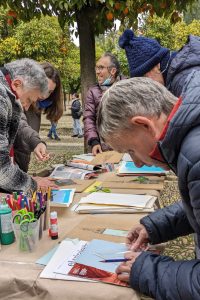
[100,258,131,263]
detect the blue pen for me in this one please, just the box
[100,258,131,263]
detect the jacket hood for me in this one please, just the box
[166,35,200,85]
[160,70,200,169]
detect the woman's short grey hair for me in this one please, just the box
[97,77,177,141]
[5,58,48,96]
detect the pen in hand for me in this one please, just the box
[100,258,131,263]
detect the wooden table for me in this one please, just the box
[0,173,163,300]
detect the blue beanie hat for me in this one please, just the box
[119,29,170,77]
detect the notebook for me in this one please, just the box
[51,189,75,207]
[117,161,167,176]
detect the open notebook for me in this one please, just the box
[73,192,157,214]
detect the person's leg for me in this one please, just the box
[47,123,53,139]
[77,119,83,137]
[52,122,61,141]
[71,119,78,137]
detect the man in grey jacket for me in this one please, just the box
[0,58,56,193]
[97,74,200,299]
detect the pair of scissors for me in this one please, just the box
[13,209,36,225]
[13,210,38,251]
[89,186,111,193]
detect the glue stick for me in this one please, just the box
[50,211,58,240]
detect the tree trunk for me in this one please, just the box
[76,7,96,152]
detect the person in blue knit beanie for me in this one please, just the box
[119,29,200,97]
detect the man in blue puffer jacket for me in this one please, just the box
[97,73,200,300]
[119,29,200,98]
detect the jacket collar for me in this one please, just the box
[0,70,17,100]
[150,97,182,162]
[153,70,200,171]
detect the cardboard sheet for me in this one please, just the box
[51,179,96,193]
[102,172,166,183]
[91,151,123,165]
[67,214,144,243]
[101,181,164,191]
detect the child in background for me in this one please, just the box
[71,93,83,138]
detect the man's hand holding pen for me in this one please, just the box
[115,224,150,283]
[115,251,141,282]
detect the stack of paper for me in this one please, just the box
[73,192,157,214]
[117,161,167,176]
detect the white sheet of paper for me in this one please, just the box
[79,192,156,208]
[40,240,91,281]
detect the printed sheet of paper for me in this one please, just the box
[49,165,96,180]
[68,239,129,287]
[36,238,80,266]
[40,240,92,282]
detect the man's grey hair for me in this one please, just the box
[97,77,177,141]
[101,52,120,77]
[5,58,48,96]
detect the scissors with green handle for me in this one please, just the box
[89,186,111,193]
[13,211,35,225]
[13,211,38,251]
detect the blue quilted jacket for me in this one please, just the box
[166,35,200,97]
[130,71,200,299]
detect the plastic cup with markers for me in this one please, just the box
[12,209,39,252]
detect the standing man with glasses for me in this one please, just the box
[83,52,124,155]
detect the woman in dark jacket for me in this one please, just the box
[14,62,63,172]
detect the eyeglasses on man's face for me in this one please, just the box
[95,65,111,72]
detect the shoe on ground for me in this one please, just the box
[71,134,78,137]
[55,136,61,141]
[78,135,83,138]
[47,134,53,139]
